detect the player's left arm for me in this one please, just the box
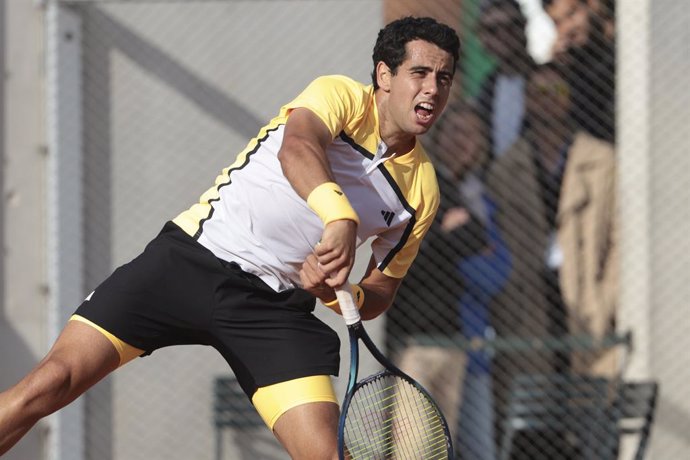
[301,253,402,320]
[356,256,403,321]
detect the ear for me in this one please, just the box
[376,61,392,92]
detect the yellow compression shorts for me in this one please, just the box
[252,375,338,430]
[69,315,145,366]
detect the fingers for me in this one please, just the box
[300,253,341,306]
[314,220,357,286]
[300,253,326,287]
[301,219,357,299]
[305,247,348,288]
[314,245,347,272]
[324,267,350,289]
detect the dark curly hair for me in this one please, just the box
[371,17,461,89]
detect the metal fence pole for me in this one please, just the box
[46,1,85,459]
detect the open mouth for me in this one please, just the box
[415,102,434,122]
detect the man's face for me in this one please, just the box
[379,40,455,138]
[546,0,591,53]
[478,6,528,62]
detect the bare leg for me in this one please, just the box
[272,401,340,460]
[0,320,121,455]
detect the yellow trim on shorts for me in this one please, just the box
[252,375,338,430]
[69,315,145,366]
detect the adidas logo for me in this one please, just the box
[381,210,395,226]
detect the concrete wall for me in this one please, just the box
[618,0,690,457]
[1,1,49,459]
[76,2,382,459]
[0,1,384,458]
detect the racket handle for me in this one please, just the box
[335,285,361,325]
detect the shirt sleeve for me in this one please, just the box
[281,75,368,138]
[372,161,441,279]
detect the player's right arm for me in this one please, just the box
[278,107,358,289]
[278,107,334,199]
[301,253,402,321]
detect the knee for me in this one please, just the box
[22,358,75,413]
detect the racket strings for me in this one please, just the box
[343,374,449,459]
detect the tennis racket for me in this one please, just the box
[335,285,453,460]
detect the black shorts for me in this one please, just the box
[75,222,340,397]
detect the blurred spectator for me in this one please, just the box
[476,0,537,163]
[543,0,616,142]
[485,63,619,442]
[434,102,492,252]
[386,102,495,446]
[588,0,615,41]
[438,103,513,458]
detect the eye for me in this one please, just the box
[438,75,453,87]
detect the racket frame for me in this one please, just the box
[335,286,453,459]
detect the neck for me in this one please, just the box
[381,134,415,157]
[375,91,416,155]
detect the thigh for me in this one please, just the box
[69,315,144,366]
[75,222,225,354]
[252,375,338,429]
[272,399,340,460]
[0,320,120,447]
[209,277,341,397]
[42,320,120,397]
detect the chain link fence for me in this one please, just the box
[15,0,687,459]
[69,1,381,459]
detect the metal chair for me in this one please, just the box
[498,373,618,460]
[612,381,659,460]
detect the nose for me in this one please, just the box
[424,75,439,96]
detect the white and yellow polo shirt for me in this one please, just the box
[173,75,439,292]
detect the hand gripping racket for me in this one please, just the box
[335,285,453,459]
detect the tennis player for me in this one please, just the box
[0,16,460,459]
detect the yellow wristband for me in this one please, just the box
[323,284,365,311]
[307,182,360,226]
[323,297,340,308]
